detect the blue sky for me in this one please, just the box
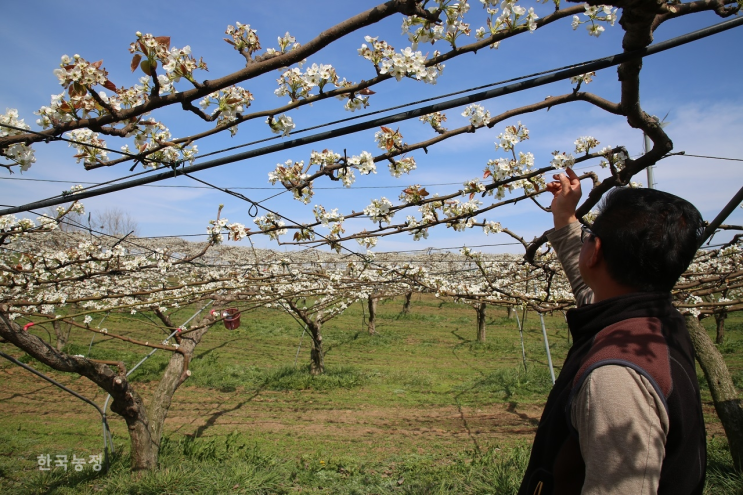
[1,1,741,254]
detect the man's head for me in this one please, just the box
[588,188,703,293]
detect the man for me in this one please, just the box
[518,168,707,495]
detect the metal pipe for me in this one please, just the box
[539,313,556,385]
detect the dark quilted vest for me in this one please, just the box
[518,292,706,495]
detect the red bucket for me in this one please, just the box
[222,308,241,330]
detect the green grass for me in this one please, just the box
[1,296,741,493]
[455,365,555,404]
[6,433,532,494]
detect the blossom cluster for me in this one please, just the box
[34,47,200,170]
[67,129,108,166]
[374,126,404,151]
[570,71,596,85]
[402,0,472,49]
[364,197,395,224]
[53,54,109,90]
[399,185,430,204]
[120,120,198,169]
[0,215,43,242]
[36,74,145,131]
[462,104,491,127]
[268,159,313,204]
[129,33,207,90]
[356,234,378,250]
[598,146,628,171]
[54,199,85,220]
[35,54,119,129]
[550,151,576,169]
[419,112,448,132]
[348,151,377,176]
[310,149,341,169]
[0,109,36,170]
[224,22,262,56]
[388,157,417,178]
[483,123,538,197]
[571,4,618,37]
[274,64,340,101]
[443,198,482,231]
[482,220,502,235]
[494,122,529,152]
[276,32,301,54]
[574,136,600,154]
[199,86,254,136]
[254,213,287,241]
[463,178,486,198]
[476,0,539,45]
[358,36,443,84]
[267,114,295,136]
[405,215,431,240]
[313,205,344,227]
[206,217,250,244]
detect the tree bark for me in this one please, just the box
[109,379,158,472]
[308,319,324,375]
[714,308,727,345]
[685,315,743,471]
[476,303,487,343]
[367,295,378,335]
[401,291,413,315]
[147,314,213,451]
[52,320,70,351]
[285,300,325,375]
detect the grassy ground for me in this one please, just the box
[1,295,741,494]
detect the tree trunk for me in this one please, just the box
[0,306,217,472]
[308,320,324,375]
[401,291,413,315]
[109,381,158,472]
[367,296,378,335]
[685,315,743,471]
[0,308,157,471]
[148,314,213,449]
[52,320,70,351]
[714,308,727,345]
[476,303,486,343]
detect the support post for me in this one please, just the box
[540,313,556,385]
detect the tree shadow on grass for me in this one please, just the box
[193,337,243,360]
[187,383,268,439]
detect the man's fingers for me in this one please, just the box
[545,182,560,194]
[565,167,579,181]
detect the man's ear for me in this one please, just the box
[586,236,603,268]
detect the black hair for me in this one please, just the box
[590,187,703,292]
